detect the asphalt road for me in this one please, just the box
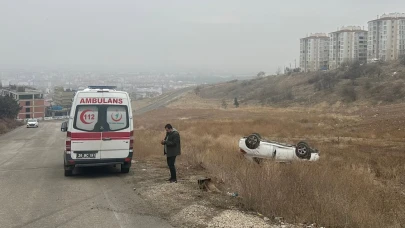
[0,121,173,228]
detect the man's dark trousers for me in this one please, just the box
[167,156,177,180]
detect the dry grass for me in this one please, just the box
[133,104,405,227]
[0,119,23,135]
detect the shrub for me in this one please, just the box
[0,95,21,119]
[341,84,357,102]
[0,123,7,134]
[364,80,372,91]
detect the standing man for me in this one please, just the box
[161,124,181,183]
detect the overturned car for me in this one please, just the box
[239,133,320,163]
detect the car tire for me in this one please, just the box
[295,141,311,159]
[64,169,73,176]
[245,133,261,149]
[64,160,73,176]
[121,167,130,173]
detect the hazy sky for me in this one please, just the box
[0,0,403,73]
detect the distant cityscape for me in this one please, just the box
[300,12,405,72]
[0,70,254,120]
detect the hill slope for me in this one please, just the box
[195,60,405,106]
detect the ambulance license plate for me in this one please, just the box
[76,153,96,159]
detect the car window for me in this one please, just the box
[73,105,128,132]
[106,106,128,131]
[74,106,99,132]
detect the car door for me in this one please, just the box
[274,146,295,161]
[100,105,130,159]
[71,105,102,159]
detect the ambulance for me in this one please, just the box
[61,86,134,176]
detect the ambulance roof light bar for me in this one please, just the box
[87,86,117,90]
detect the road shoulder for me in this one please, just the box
[129,158,291,228]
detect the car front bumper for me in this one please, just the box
[308,153,320,161]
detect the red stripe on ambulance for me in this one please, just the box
[71,132,130,141]
[71,132,101,140]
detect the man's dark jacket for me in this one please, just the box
[164,129,181,157]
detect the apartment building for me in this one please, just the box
[0,86,45,119]
[367,13,405,62]
[329,26,368,69]
[300,33,330,72]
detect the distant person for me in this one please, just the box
[161,124,181,183]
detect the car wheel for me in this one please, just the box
[64,169,73,176]
[121,167,130,173]
[295,141,311,159]
[245,133,261,149]
[64,160,73,176]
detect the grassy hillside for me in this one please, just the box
[195,59,405,107]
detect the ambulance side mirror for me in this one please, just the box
[61,121,68,132]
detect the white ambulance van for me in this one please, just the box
[61,86,134,176]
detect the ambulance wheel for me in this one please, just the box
[64,169,73,176]
[64,160,73,176]
[121,167,130,173]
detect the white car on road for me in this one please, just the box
[239,133,320,163]
[26,119,39,128]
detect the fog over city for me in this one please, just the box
[1,0,403,74]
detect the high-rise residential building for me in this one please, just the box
[300,33,330,72]
[367,13,405,62]
[329,26,368,69]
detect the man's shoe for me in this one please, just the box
[169,179,177,183]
